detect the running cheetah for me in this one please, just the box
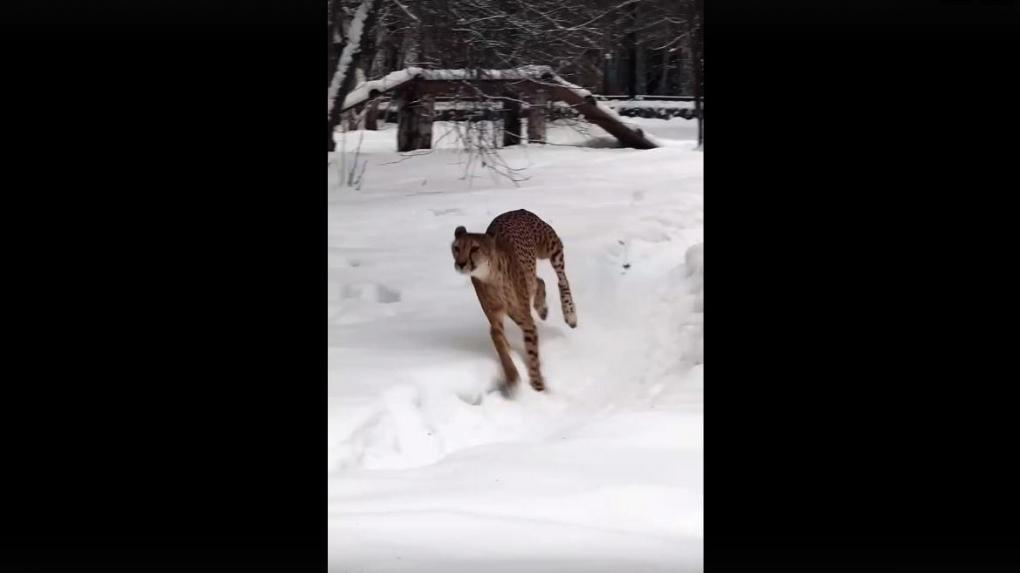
[451,209,577,393]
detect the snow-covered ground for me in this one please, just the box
[328,117,703,572]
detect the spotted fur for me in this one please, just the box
[451,209,577,393]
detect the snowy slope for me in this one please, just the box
[328,118,703,572]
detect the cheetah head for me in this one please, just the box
[452,226,494,279]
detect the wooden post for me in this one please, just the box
[364,98,379,131]
[527,89,547,144]
[417,95,434,149]
[503,94,522,146]
[490,101,501,148]
[397,84,421,152]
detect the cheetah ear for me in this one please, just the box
[454,226,466,238]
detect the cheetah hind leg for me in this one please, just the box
[533,277,548,321]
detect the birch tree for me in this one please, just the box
[328,0,382,152]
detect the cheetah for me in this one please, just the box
[451,209,577,393]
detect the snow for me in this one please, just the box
[328,118,703,572]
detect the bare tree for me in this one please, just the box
[688,0,703,148]
[328,0,382,152]
[330,0,702,154]
[343,1,696,98]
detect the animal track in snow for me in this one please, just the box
[341,282,401,304]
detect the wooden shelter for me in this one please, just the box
[340,66,658,151]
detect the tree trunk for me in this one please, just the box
[327,0,341,86]
[327,0,345,150]
[692,0,704,148]
[327,0,381,152]
[602,52,611,95]
[410,1,426,66]
[635,43,647,97]
[370,20,388,77]
[626,2,638,99]
[659,50,671,96]
[400,27,418,67]
[385,21,403,73]
[361,15,381,79]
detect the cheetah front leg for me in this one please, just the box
[489,318,520,392]
[472,278,520,391]
[510,308,545,392]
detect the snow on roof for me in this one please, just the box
[341,68,420,111]
[341,65,592,111]
[605,100,696,110]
